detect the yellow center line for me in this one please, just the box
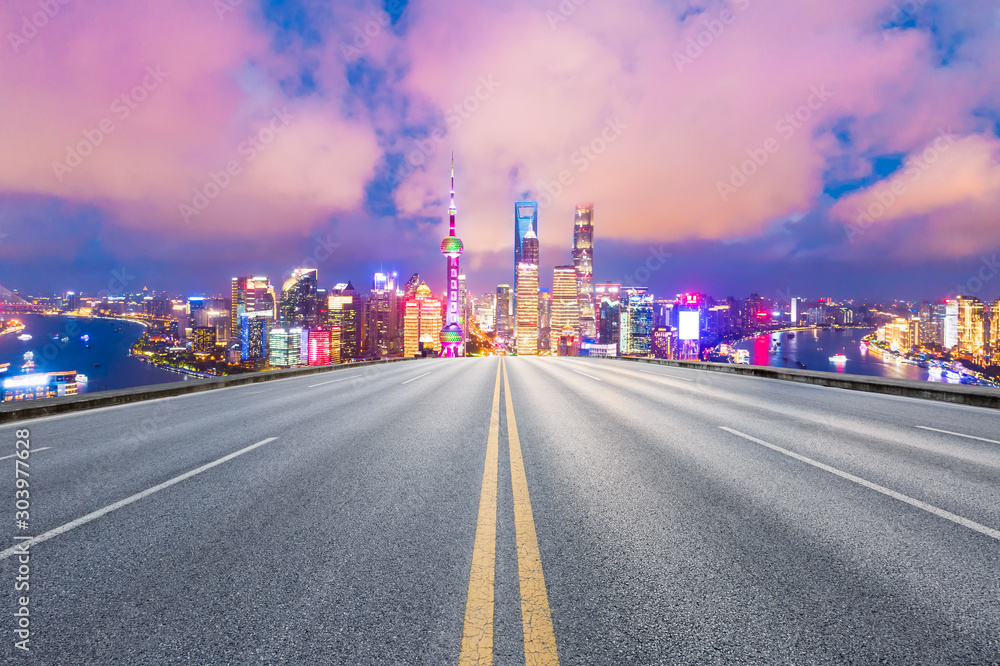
[458,359,502,665]
[502,358,560,666]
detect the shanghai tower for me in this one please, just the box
[439,157,465,357]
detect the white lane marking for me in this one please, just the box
[567,367,602,381]
[0,447,51,461]
[634,369,693,382]
[719,427,1000,542]
[0,437,279,560]
[401,372,432,385]
[308,374,361,388]
[915,426,1000,446]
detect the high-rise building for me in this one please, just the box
[514,202,539,321]
[496,285,512,341]
[943,299,959,349]
[306,328,332,366]
[280,268,320,328]
[240,314,268,366]
[458,274,468,355]
[573,204,596,341]
[515,269,539,356]
[595,283,621,346]
[620,288,654,356]
[652,327,674,359]
[231,276,275,347]
[329,282,364,359]
[551,266,580,355]
[743,293,767,331]
[987,300,999,364]
[440,159,465,357]
[367,272,401,356]
[538,289,552,353]
[956,296,985,359]
[404,283,443,356]
[268,328,303,367]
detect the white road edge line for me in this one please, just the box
[915,426,1000,446]
[0,447,51,462]
[308,374,361,388]
[401,372,432,385]
[719,427,1000,542]
[566,367,602,381]
[634,369,693,382]
[0,437,279,560]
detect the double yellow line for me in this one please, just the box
[459,358,559,666]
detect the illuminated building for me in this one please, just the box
[439,158,465,357]
[458,274,468,355]
[551,266,580,355]
[329,282,364,359]
[743,293,767,331]
[621,288,653,356]
[538,289,552,353]
[307,328,332,366]
[988,300,1000,364]
[231,276,275,348]
[281,268,320,328]
[366,272,401,356]
[268,328,302,367]
[515,267,539,355]
[883,318,914,351]
[943,300,959,349]
[192,326,216,354]
[496,285,512,341]
[956,296,985,359]
[240,314,268,365]
[404,283,443,356]
[595,283,621,346]
[573,204,596,341]
[652,327,675,359]
[514,202,539,322]
[514,227,540,356]
[2,371,79,402]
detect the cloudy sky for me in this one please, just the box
[2,0,999,302]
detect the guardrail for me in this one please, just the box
[0,357,422,424]
[599,357,1000,410]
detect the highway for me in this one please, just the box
[1,356,999,664]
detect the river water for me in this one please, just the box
[733,328,961,384]
[1,314,187,393]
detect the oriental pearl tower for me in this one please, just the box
[439,156,464,357]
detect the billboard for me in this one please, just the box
[679,310,700,341]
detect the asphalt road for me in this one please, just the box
[1,357,998,664]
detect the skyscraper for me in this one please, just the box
[329,282,364,360]
[367,272,401,356]
[280,268,320,328]
[440,158,465,357]
[514,202,539,322]
[573,204,596,341]
[595,283,622,350]
[551,266,580,355]
[268,328,302,367]
[496,285,512,341]
[514,228,540,355]
[538,289,552,353]
[404,283,443,356]
[231,276,274,344]
[621,288,654,356]
[956,296,985,359]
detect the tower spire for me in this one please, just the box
[449,153,456,235]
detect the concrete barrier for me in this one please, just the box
[598,357,1000,410]
[0,357,423,424]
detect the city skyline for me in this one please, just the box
[2,2,1000,302]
